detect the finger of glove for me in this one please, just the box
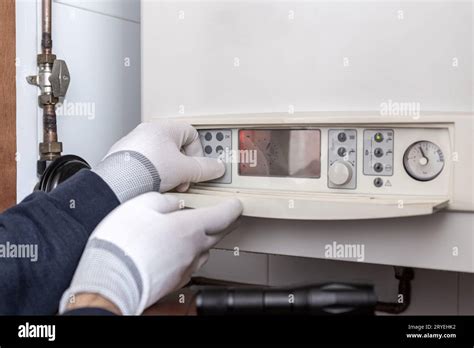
[129,192,181,214]
[165,121,202,150]
[204,217,241,248]
[175,182,191,193]
[171,198,242,241]
[179,156,225,183]
[182,134,204,157]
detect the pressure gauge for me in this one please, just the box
[403,141,445,181]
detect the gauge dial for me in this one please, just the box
[403,141,445,181]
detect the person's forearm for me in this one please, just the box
[0,170,119,314]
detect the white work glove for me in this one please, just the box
[94,120,224,202]
[59,192,243,315]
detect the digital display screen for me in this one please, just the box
[238,129,321,178]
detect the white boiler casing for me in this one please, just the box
[141,0,473,273]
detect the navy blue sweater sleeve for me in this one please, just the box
[0,169,119,315]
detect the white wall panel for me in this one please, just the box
[217,212,474,273]
[55,0,140,22]
[16,0,141,201]
[53,2,141,166]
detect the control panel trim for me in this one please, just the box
[169,189,449,220]
[146,112,472,214]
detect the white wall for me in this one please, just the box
[142,0,474,314]
[16,0,141,201]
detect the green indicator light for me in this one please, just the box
[374,132,384,142]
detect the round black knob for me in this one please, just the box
[338,132,347,142]
[337,147,347,157]
[373,162,384,173]
[374,148,384,158]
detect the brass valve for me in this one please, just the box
[26,59,70,103]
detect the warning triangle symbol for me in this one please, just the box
[385,180,392,187]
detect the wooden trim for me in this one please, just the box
[0,0,16,211]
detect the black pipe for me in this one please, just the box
[375,267,414,314]
[196,283,377,316]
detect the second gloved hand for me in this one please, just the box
[59,193,242,315]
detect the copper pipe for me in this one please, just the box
[43,104,58,144]
[38,0,61,165]
[41,0,52,54]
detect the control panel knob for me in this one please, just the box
[328,161,353,186]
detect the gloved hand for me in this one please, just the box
[59,192,242,315]
[94,120,224,202]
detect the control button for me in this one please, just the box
[373,177,383,187]
[374,148,384,158]
[204,132,212,141]
[337,147,347,157]
[216,132,224,141]
[373,162,383,173]
[374,132,384,143]
[204,145,213,154]
[328,161,353,186]
[337,132,347,142]
[216,145,224,154]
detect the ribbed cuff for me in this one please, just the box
[49,169,120,233]
[59,238,143,316]
[93,151,161,203]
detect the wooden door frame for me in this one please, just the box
[0,0,17,211]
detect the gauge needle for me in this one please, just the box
[419,145,427,158]
[419,145,429,166]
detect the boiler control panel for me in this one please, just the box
[165,115,454,220]
[197,127,449,196]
